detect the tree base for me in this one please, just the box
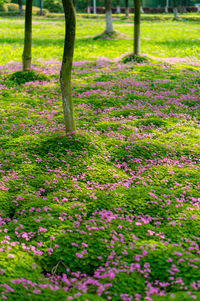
[93,30,126,40]
[9,70,49,85]
[120,53,149,64]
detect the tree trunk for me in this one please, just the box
[140,0,144,13]
[39,0,43,15]
[134,0,140,55]
[140,6,144,13]
[23,0,33,71]
[173,0,178,18]
[173,7,178,18]
[93,0,96,14]
[125,0,128,16]
[165,0,168,13]
[60,0,76,133]
[116,0,121,13]
[18,0,23,15]
[105,0,113,32]
[87,0,91,14]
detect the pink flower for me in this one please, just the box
[75,253,83,258]
[8,254,14,258]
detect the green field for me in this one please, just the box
[0,14,200,301]
[1,15,200,63]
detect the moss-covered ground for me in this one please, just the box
[0,14,200,301]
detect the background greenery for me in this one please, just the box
[0,15,200,64]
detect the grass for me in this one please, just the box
[0,14,200,64]
[0,14,200,301]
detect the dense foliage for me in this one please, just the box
[43,0,63,12]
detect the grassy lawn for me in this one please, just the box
[1,14,200,63]
[0,14,200,301]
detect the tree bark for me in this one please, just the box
[60,0,76,133]
[87,6,91,13]
[105,0,113,32]
[173,7,178,18]
[23,0,33,71]
[18,0,23,15]
[165,0,168,13]
[116,0,121,13]
[93,0,96,14]
[134,0,140,55]
[125,0,128,16]
[140,0,144,13]
[173,0,178,18]
[87,0,91,14]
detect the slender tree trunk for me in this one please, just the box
[87,0,91,14]
[105,0,113,32]
[93,0,96,14]
[116,0,121,13]
[134,0,140,55]
[87,6,91,13]
[39,0,43,15]
[173,7,178,18]
[165,0,168,13]
[23,0,33,71]
[18,0,23,15]
[173,0,178,18]
[125,0,128,16]
[140,0,144,13]
[60,0,76,133]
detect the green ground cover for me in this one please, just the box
[0,15,200,63]
[0,15,200,301]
